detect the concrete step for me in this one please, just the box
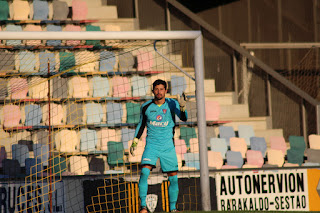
[93,18,139,31]
[205,92,236,105]
[219,104,249,119]
[64,0,102,7]
[87,6,118,19]
[255,129,284,148]
[215,116,273,131]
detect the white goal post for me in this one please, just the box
[0,30,210,211]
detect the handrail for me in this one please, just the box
[166,0,319,106]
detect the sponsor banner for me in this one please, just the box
[307,169,320,211]
[216,170,308,211]
[0,181,64,213]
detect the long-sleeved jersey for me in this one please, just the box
[134,98,187,150]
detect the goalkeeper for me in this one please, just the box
[130,79,188,213]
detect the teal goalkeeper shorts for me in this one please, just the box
[141,145,178,172]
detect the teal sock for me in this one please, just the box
[168,175,179,211]
[139,167,150,207]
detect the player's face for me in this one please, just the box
[153,84,167,100]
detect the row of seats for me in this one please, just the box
[0,0,107,21]
[0,50,153,72]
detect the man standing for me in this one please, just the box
[130,79,188,213]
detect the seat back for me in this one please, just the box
[246,150,264,168]
[205,101,220,121]
[72,0,88,20]
[86,103,104,124]
[112,76,130,97]
[250,137,267,157]
[229,137,247,158]
[39,52,56,74]
[119,52,134,71]
[25,104,42,126]
[106,102,123,124]
[180,127,197,149]
[218,126,235,145]
[33,0,49,20]
[226,151,243,168]
[137,51,154,71]
[80,129,98,152]
[269,136,287,155]
[97,128,119,151]
[91,76,110,97]
[210,137,227,159]
[126,102,140,124]
[184,153,200,170]
[174,139,187,160]
[99,51,116,72]
[107,141,124,166]
[131,76,150,97]
[308,134,320,150]
[3,105,21,128]
[171,75,186,95]
[238,125,255,146]
[12,144,30,167]
[69,156,89,175]
[207,151,223,169]
[33,144,49,166]
[267,149,284,167]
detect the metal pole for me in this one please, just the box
[317,105,320,134]
[267,75,272,117]
[194,34,211,211]
[165,0,171,31]
[301,100,308,145]
[232,53,238,99]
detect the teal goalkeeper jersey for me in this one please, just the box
[134,98,188,150]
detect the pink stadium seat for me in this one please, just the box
[308,134,320,150]
[24,25,42,46]
[3,105,21,128]
[12,0,30,20]
[205,101,220,121]
[9,78,28,99]
[246,150,264,168]
[137,51,154,71]
[207,151,223,169]
[65,25,82,46]
[229,137,247,158]
[174,139,187,160]
[72,0,88,20]
[112,76,130,97]
[269,136,287,155]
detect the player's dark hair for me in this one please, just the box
[152,79,167,90]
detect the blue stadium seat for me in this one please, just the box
[91,76,110,97]
[86,103,104,124]
[250,137,267,157]
[121,128,135,150]
[171,75,186,96]
[106,102,123,124]
[80,129,98,152]
[5,25,22,46]
[238,125,255,146]
[12,144,29,167]
[33,144,49,166]
[46,25,62,46]
[226,151,243,168]
[3,159,21,177]
[99,51,116,72]
[218,126,235,146]
[184,153,200,170]
[210,137,227,159]
[131,76,150,97]
[19,51,36,72]
[39,52,56,74]
[33,0,49,20]
[25,104,42,126]
[25,158,43,177]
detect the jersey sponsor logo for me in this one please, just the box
[162,109,167,114]
[143,158,151,161]
[149,120,169,127]
[156,115,162,121]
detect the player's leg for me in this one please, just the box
[159,146,179,211]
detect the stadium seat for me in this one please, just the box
[106,102,123,124]
[39,52,56,74]
[269,136,287,155]
[24,25,42,46]
[180,127,197,149]
[303,162,320,166]
[226,151,243,168]
[32,130,48,145]
[18,139,33,152]
[97,128,119,152]
[121,128,135,150]
[207,151,223,169]
[174,139,187,160]
[68,76,90,98]
[3,105,21,128]
[128,139,145,163]
[69,156,89,175]
[308,134,320,150]
[60,52,76,73]
[85,103,104,124]
[288,135,306,151]
[210,137,227,159]
[221,165,238,169]
[246,150,264,168]
[18,51,36,72]
[42,103,64,125]
[2,159,21,177]
[0,1,9,20]
[229,137,247,158]
[238,125,255,146]
[28,77,49,99]
[99,51,117,72]
[205,101,220,121]
[88,157,105,174]
[184,153,200,170]
[85,25,101,45]
[52,0,69,20]
[54,130,79,152]
[90,76,110,97]
[0,52,15,73]
[51,156,67,176]
[126,102,140,124]
[112,76,130,98]
[46,25,62,46]
[266,149,284,167]
[189,138,199,153]
[0,79,7,100]
[12,0,30,20]
[107,141,124,167]
[250,137,267,157]
[80,129,98,152]
[33,0,49,20]
[52,77,68,98]
[75,50,97,72]
[12,144,29,167]
[218,126,235,146]
[0,146,7,168]
[25,104,42,126]
[5,25,22,46]
[118,52,134,71]
[66,103,84,125]
[25,158,43,177]
[183,101,197,122]
[137,51,154,71]
[33,144,49,167]
[306,149,320,164]
[72,0,88,20]
[171,75,186,96]
[131,76,150,97]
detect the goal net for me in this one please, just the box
[0,31,212,212]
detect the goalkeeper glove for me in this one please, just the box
[177,93,187,112]
[130,138,139,156]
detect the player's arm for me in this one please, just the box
[176,93,188,122]
[130,104,147,156]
